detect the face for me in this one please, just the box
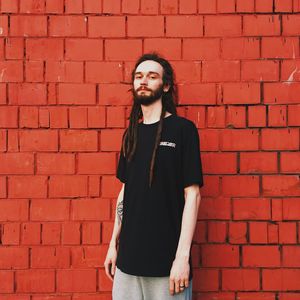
[132,60,169,106]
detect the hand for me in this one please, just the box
[169,257,190,295]
[104,244,118,281]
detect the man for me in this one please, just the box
[104,53,203,300]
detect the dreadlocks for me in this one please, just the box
[121,52,178,188]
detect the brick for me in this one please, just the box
[222,83,260,104]
[217,0,235,12]
[236,0,255,12]
[0,247,28,269]
[82,223,101,244]
[87,106,106,128]
[141,0,159,14]
[281,152,300,173]
[69,107,87,128]
[233,198,271,220]
[100,129,124,151]
[222,269,259,291]
[243,15,281,36]
[49,16,86,37]
[198,0,217,13]
[86,62,122,83]
[263,269,300,290]
[202,153,237,174]
[105,39,142,61]
[19,0,45,13]
[45,0,64,13]
[21,222,41,245]
[49,175,88,198]
[25,61,44,82]
[281,60,300,82]
[243,245,280,267]
[295,0,300,12]
[202,60,240,82]
[183,38,220,60]
[265,83,300,104]
[57,269,96,292]
[103,0,121,13]
[48,107,68,128]
[65,38,103,61]
[207,106,225,128]
[122,0,139,13]
[83,0,102,13]
[10,16,47,36]
[288,104,300,126]
[60,130,97,151]
[240,152,277,173]
[205,15,242,37]
[261,128,299,150]
[58,83,96,105]
[160,0,178,14]
[178,83,216,105]
[272,198,283,221]
[71,246,107,268]
[41,223,61,245]
[8,83,47,105]
[263,175,300,196]
[222,37,260,60]
[144,39,181,60]
[1,0,18,12]
[279,222,297,244]
[166,16,203,37]
[222,176,259,197]
[283,246,300,266]
[255,0,273,12]
[241,60,279,81]
[179,0,197,13]
[1,223,20,245]
[208,221,226,242]
[268,105,287,127]
[0,153,33,174]
[220,129,259,151]
[0,106,18,128]
[193,268,219,292]
[202,245,239,267]
[89,16,125,38]
[0,16,8,36]
[19,130,58,151]
[71,198,110,221]
[0,270,14,292]
[275,0,293,11]
[65,0,82,13]
[5,38,23,60]
[26,38,64,60]
[262,37,299,59]
[171,61,201,83]
[229,222,247,244]
[9,176,47,198]
[30,199,70,221]
[16,270,55,293]
[0,199,29,221]
[0,130,7,151]
[46,61,83,83]
[186,106,205,128]
[78,153,115,174]
[99,83,132,105]
[62,222,80,245]
[106,106,125,128]
[199,129,219,151]
[0,61,23,82]
[128,16,164,37]
[282,15,300,35]
[249,222,268,243]
[226,106,246,128]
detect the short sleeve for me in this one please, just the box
[116,144,127,183]
[182,121,204,188]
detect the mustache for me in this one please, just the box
[137,87,152,92]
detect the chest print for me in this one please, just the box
[159,141,176,148]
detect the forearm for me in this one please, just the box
[175,187,201,261]
[109,185,124,248]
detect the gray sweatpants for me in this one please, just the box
[112,266,193,300]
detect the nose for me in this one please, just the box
[140,75,148,85]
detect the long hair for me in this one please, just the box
[121,52,178,188]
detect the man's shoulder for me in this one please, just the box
[172,114,197,131]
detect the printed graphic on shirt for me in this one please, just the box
[159,141,176,148]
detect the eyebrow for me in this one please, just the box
[134,71,160,76]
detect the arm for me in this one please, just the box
[104,183,125,281]
[169,184,201,295]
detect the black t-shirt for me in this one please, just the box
[115,113,203,281]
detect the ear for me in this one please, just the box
[163,83,170,93]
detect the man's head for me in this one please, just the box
[131,53,177,108]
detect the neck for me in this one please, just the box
[141,98,165,124]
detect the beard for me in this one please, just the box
[133,84,164,106]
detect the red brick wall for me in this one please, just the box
[0,0,300,299]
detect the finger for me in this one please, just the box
[185,278,189,288]
[105,263,113,281]
[175,280,180,294]
[169,278,175,295]
[111,262,116,276]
